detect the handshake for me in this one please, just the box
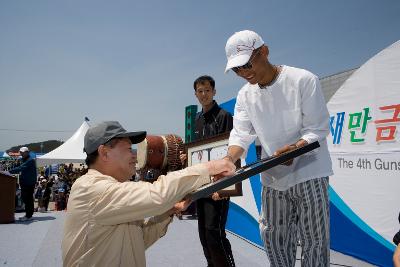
[169,158,236,216]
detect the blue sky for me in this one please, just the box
[1,0,399,151]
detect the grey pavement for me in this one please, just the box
[0,212,375,267]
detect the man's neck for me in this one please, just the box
[90,164,123,182]
[202,101,215,113]
[258,63,279,88]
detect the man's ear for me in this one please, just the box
[98,145,108,161]
[213,89,216,97]
[262,45,269,58]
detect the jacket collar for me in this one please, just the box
[201,101,220,119]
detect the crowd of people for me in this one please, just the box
[33,163,87,212]
[0,158,23,171]
[2,154,88,214]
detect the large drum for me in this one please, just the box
[137,134,184,172]
[137,135,166,170]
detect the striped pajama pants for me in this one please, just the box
[259,177,330,267]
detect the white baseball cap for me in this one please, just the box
[225,30,264,73]
[19,146,29,153]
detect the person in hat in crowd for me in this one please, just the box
[9,146,38,221]
[222,30,333,267]
[62,121,236,267]
[180,75,235,267]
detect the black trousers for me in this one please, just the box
[21,185,35,218]
[42,196,50,211]
[197,198,235,267]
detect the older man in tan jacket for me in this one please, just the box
[61,121,235,267]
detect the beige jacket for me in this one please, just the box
[62,165,210,267]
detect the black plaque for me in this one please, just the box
[187,141,320,201]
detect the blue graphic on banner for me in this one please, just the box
[330,112,345,144]
[226,202,263,247]
[330,188,395,267]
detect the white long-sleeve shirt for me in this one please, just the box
[229,65,333,190]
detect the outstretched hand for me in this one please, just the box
[169,199,192,216]
[273,144,297,165]
[211,192,228,201]
[205,158,236,182]
[179,151,187,165]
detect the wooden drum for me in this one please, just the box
[165,134,184,171]
[137,135,167,170]
[137,134,184,172]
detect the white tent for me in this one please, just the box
[36,119,90,167]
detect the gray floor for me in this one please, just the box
[0,212,375,267]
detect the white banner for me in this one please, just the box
[327,40,400,244]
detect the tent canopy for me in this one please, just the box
[0,151,10,158]
[36,119,90,167]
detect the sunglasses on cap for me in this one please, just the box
[232,48,262,73]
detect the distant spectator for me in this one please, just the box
[35,179,47,212]
[9,147,37,221]
[44,165,51,177]
[51,175,59,201]
[43,177,53,211]
[38,171,45,179]
[57,177,69,193]
[56,188,67,211]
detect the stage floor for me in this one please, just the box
[0,211,375,267]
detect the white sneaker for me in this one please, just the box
[19,216,33,222]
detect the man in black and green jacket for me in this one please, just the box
[193,75,235,267]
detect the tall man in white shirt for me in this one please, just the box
[223,30,333,267]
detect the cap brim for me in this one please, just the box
[117,131,147,144]
[224,54,251,73]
